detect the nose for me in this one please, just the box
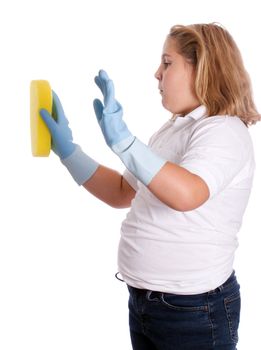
[154,65,162,81]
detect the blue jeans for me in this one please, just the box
[128,271,240,349]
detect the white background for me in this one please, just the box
[0,0,260,349]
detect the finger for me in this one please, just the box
[99,69,110,81]
[104,79,116,112]
[93,99,104,122]
[39,109,57,135]
[95,74,107,99]
[96,70,116,112]
[99,70,110,97]
[94,75,103,92]
[52,90,65,115]
[96,69,110,93]
[52,90,69,125]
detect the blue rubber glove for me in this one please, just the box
[93,70,166,186]
[40,91,76,160]
[93,70,135,153]
[39,91,99,185]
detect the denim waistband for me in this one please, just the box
[208,270,237,294]
[127,270,237,296]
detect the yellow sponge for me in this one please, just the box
[30,80,53,157]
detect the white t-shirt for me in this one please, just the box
[118,105,256,294]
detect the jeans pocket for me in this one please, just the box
[224,291,241,343]
[160,294,208,312]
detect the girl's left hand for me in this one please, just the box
[93,70,135,153]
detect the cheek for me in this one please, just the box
[184,68,197,94]
[165,69,185,91]
[166,76,185,100]
[172,71,195,101]
[162,74,193,112]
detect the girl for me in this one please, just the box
[40,23,260,349]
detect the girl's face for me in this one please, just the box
[155,38,200,116]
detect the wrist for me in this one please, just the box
[111,135,135,154]
[117,138,167,186]
[57,142,77,160]
[61,145,99,185]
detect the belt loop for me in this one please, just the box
[217,285,224,292]
[146,290,161,301]
[115,272,125,282]
[146,290,153,300]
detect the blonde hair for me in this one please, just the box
[168,23,261,127]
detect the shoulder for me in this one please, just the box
[188,115,254,160]
[192,115,251,141]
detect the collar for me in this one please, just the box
[173,105,207,121]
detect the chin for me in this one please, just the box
[162,102,179,115]
[161,100,173,113]
[161,98,179,114]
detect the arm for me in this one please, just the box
[83,165,136,208]
[82,156,208,212]
[93,70,210,212]
[40,91,135,208]
[148,162,210,211]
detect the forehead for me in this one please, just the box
[162,38,180,57]
[161,38,195,72]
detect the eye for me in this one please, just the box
[163,61,171,68]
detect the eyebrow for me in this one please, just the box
[161,53,172,59]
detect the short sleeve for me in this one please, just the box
[179,117,248,199]
[123,168,139,191]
